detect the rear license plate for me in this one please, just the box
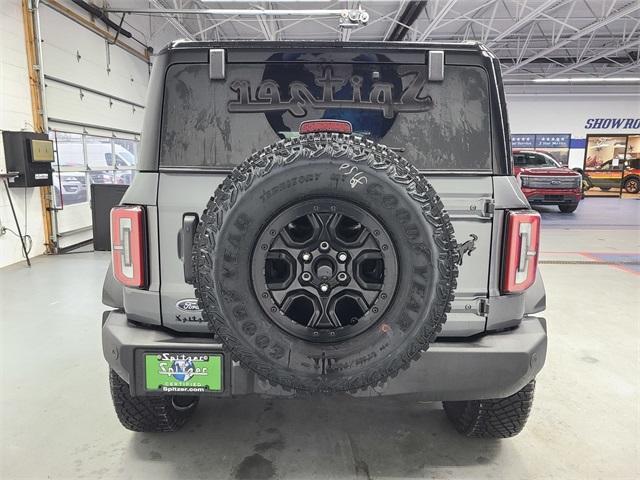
[144,352,223,393]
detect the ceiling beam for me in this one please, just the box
[503,2,640,74]
[417,0,459,41]
[149,0,195,40]
[385,0,426,41]
[603,60,640,76]
[547,38,640,77]
[382,0,406,39]
[486,0,560,46]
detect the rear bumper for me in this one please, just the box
[522,187,581,205]
[102,311,547,401]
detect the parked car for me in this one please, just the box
[513,149,582,213]
[52,171,87,206]
[55,142,136,187]
[102,41,547,439]
[577,158,640,194]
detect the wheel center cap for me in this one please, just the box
[314,257,335,280]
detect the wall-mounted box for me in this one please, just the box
[2,131,54,188]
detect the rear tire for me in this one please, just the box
[109,369,199,432]
[558,203,578,213]
[443,381,535,438]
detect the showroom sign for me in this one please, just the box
[584,118,640,129]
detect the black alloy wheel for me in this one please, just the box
[251,199,398,343]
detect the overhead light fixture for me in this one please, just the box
[104,5,368,25]
[532,77,640,84]
[202,0,332,2]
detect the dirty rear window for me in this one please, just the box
[160,58,492,170]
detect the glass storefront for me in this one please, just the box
[583,134,640,198]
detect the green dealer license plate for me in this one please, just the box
[144,353,223,393]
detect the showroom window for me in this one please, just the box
[583,134,640,198]
[50,131,139,208]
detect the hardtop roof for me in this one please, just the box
[161,40,492,56]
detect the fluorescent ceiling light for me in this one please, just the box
[202,0,331,2]
[532,77,640,83]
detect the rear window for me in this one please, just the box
[160,59,492,171]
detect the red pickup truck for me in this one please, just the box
[513,150,582,213]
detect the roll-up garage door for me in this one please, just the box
[39,4,148,249]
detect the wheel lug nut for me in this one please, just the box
[301,252,312,262]
[319,283,330,293]
[337,252,348,262]
[337,272,348,282]
[319,241,330,252]
[301,272,312,282]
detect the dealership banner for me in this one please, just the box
[511,135,535,148]
[535,134,571,148]
[511,134,571,149]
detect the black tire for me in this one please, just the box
[443,381,536,438]
[109,369,199,432]
[623,176,640,194]
[192,133,458,393]
[558,203,578,213]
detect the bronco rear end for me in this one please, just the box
[102,41,547,438]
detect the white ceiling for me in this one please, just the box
[104,0,640,80]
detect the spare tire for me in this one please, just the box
[192,133,458,392]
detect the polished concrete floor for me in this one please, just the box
[1,198,639,480]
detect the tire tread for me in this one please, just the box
[109,369,197,433]
[443,381,536,438]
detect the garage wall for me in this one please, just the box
[0,0,47,268]
[40,2,151,248]
[505,91,640,168]
[1,0,182,266]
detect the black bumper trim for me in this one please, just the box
[102,310,547,400]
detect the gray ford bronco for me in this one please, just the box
[103,41,547,438]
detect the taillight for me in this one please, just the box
[111,206,147,288]
[299,119,352,135]
[502,210,540,294]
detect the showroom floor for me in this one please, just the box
[1,198,638,480]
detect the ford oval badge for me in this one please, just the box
[176,298,201,312]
